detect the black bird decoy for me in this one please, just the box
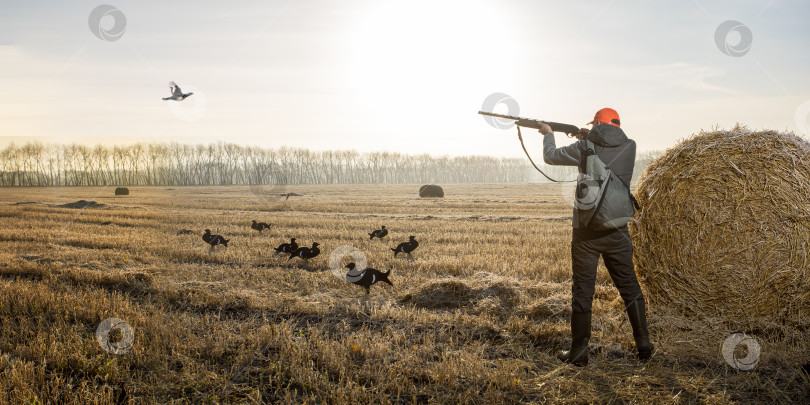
[368,225,388,240]
[274,238,298,254]
[202,229,229,252]
[289,242,320,264]
[162,81,194,101]
[391,235,418,258]
[251,220,271,234]
[345,263,393,294]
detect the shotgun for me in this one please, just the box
[478,111,580,137]
[478,110,583,182]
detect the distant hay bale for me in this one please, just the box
[115,187,129,195]
[630,126,810,363]
[419,184,444,198]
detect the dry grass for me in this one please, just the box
[0,183,806,404]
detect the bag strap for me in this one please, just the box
[584,139,641,211]
[578,140,595,173]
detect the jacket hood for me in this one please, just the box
[587,124,628,147]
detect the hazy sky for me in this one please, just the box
[1,0,808,157]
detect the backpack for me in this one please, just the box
[574,139,640,230]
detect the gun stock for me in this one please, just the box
[478,111,580,136]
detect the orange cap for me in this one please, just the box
[587,108,621,127]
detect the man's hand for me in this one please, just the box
[537,122,552,134]
[576,127,589,140]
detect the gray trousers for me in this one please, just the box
[570,226,644,313]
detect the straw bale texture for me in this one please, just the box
[630,126,810,363]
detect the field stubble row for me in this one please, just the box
[0,184,806,404]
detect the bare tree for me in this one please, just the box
[0,141,658,187]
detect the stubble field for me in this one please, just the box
[0,184,806,404]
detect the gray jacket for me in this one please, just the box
[542,124,636,185]
[543,124,636,228]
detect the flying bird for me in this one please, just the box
[345,263,392,295]
[368,225,388,240]
[289,242,320,264]
[202,229,229,252]
[274,238,298,254]
[162,81,194,101]
[251,220,271,234]
[391,236,419,258]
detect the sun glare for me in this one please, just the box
[344,0,519,137]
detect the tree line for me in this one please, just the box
[0,142,659,187]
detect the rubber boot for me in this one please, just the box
[557,311,591,366]
[626,299,654,360]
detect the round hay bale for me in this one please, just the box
[419,184,444,198]
[115,187,129,196]
[630,126,810,362]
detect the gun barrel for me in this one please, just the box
[478,110,580,135]
[477,111,520,120]
[478,111,541,128]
